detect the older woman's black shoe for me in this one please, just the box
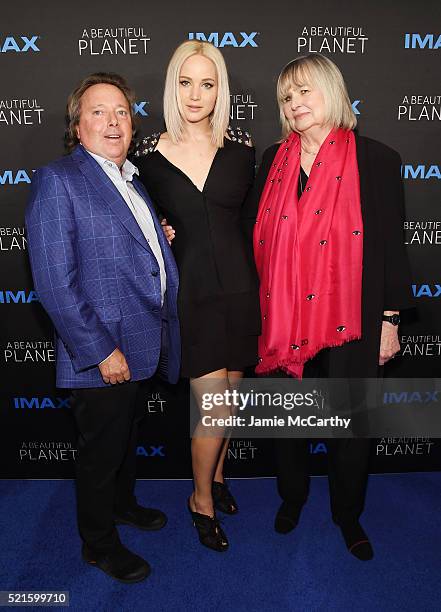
[338,520,374,561]
[212,480,239,515]
[274,501,303,534]
[187,498,229,552]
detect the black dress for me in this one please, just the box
[134,127,261,378]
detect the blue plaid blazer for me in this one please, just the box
[25,145,181,389]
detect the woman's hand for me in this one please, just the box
[161,218,175,245]
[379,321,401,365]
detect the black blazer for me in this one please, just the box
[243,134,414,376]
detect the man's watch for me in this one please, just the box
[382,314,400,326]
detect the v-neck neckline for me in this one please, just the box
[154,145,221,194]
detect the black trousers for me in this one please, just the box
[275,437,370,524]
[71,381,144,552]
[70,306,169,552]
[274,350,371,525]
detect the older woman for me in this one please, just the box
[247,54,413,560]
[134,41,260,552]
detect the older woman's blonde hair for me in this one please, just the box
[163,40,230,148]
[277,53,357,139]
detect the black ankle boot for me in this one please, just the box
[187,498,229,552]
[212,481,238,515]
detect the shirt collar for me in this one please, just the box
[83,147,139,182]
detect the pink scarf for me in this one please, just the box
[253,128,363,378]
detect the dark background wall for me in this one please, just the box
[1,0,440,478]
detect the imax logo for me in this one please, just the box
[188,32,258,47]
[133,101,149,117]
[136,445,165,457]
[412,284,441,298]
[0,36,40,53]
[351,100,362,115]
[404,33,441,49]
[0,170,32,185]
[412,285,441,297]
[0,290,38,304]
[14,397,70,409]
[401,164,441,180]
[309,442,327,454]
[384,391,438,404]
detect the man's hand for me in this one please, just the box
[99,348,131,384]
[379,322,400,366]
[161,218,175,244]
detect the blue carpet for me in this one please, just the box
[0,474,440,611]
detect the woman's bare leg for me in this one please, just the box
[190,368,231,516]
[213,370,243,483]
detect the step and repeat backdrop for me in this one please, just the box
[1,0,440,479]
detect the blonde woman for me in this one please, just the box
[248,54,413,560]
[134,41,260,551]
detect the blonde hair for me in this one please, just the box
[277,53,357,139]
[163,40,230,148]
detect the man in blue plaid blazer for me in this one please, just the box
[25,73,180,583]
